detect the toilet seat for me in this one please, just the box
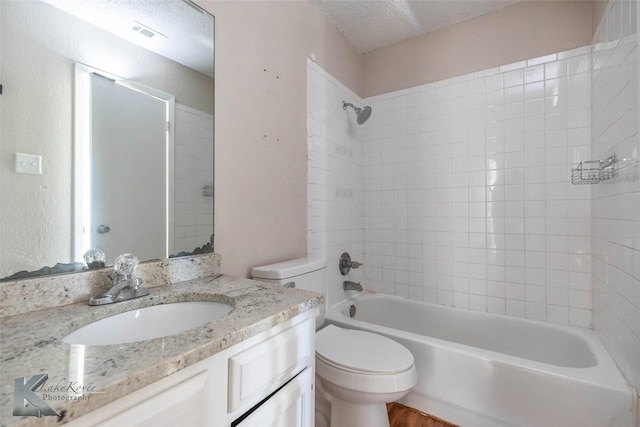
[316,325,415,374]
[315,325,417,394]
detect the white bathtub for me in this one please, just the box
[325,293,635,427]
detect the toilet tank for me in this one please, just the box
[252,257,327,328]
[251,257,326,296]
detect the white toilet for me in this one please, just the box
[252,257,417,427]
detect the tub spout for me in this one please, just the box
[343,281,363,292]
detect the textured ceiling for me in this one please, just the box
[41,0,214,77]
[312,0,525,54]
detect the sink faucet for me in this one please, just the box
[89,254,149,306]
[343,281,363,292]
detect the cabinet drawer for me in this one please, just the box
[228,318,312,413]
[87,371,209,427]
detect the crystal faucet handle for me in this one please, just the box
[114,253,139,275]
[83,248,106,270]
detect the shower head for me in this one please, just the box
[342,101,372,125]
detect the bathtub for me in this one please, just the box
[325,293,635,427]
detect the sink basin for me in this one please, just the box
[63,302,233,346]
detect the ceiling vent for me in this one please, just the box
[131,21,166,40]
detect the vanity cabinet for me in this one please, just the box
[65,311,315,427]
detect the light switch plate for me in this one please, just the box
[15,153,42,175]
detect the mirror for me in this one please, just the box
[0,0,214,280]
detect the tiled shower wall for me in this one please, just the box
[591,0,640,399]
[308,50,594,326]
[174,104,214,254]
[307,60,364,309]
[361,48,593,327]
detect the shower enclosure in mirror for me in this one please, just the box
[0,0,214,280]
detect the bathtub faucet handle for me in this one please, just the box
[339,252,363,275]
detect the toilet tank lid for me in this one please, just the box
[252,257,326,280]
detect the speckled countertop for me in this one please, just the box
[0,274,323,426]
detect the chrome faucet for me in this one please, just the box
[343,281,363,292]
[89,254,149,306]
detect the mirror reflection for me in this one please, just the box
[0,0,215,280]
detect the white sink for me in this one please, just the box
[63,301,233,346]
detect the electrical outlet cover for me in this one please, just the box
[15,153,42,175]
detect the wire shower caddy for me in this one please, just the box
[571,154,639,185]
[571,155,616,184]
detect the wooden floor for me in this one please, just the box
[387,402,459,427]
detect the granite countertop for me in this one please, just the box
[0,274,323,426]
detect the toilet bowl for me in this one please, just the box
[316,325,417,427]
[251,258,417,427]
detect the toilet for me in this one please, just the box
[252,257,417,427]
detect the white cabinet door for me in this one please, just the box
[234,368,313,427]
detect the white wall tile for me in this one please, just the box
[354,47,596,326]
[173,105,214,253]
[307,61,365,309]
[590,0,640,398]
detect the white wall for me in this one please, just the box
[1,1,74,276]
[363,1,593,97]
[200,1,363,278]
[590,0,640,413]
